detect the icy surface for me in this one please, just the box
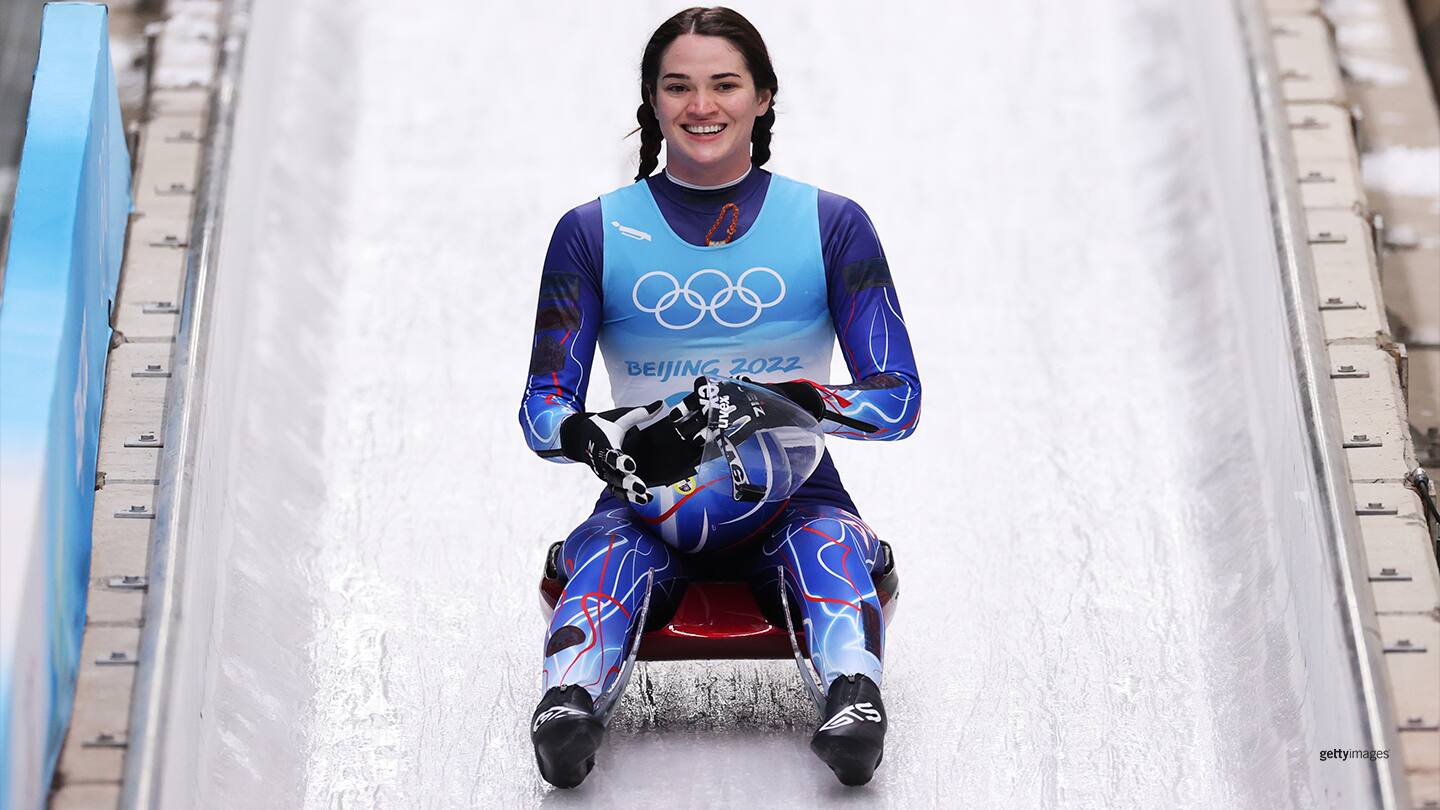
[185,1,1367,807]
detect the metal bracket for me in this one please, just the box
[82,733,128,749]
[1309,230,1348,244]
[1369,567,1412,582]
[97,651,139,666]
[1343,433,1382,448]
[106,575,149,590]
[124,432,163,448]
[147,235,188,249]
[1356,501,1398,516]
[1331,363,1370,379]
[131,363,171,378]
[114,504,156,520]
[1383,639,1428,654]
[1401,716,1440,732]
[1406,467,1440,559]
[142,301,179,315]
[1319,296,1363,311]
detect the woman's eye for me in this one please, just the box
[666,84,688,93]
[716,83,737,91]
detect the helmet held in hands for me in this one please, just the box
[622,377,825,553]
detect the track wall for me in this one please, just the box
[1174,1,1388,803]
[133,0,347,806]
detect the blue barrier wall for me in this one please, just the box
[0,3,131,807]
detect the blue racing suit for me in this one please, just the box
[519,168,921,699]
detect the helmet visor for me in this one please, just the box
[695,378,825,503]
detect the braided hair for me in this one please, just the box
[632,7,779,182]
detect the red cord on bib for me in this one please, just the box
[705,203,740,246]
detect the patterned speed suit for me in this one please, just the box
[519,168,922,700]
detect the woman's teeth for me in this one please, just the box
[682,124,725,135]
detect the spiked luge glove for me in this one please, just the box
[558,402,664,505]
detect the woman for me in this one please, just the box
[519,6,921,789]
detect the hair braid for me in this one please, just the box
[635,99,664,182]
[751,106,775,168]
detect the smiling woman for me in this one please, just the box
[517,4,923,791]
[642,29,772,186]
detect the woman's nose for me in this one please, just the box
[688,90,718,116]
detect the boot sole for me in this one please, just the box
[809,733,883,786]
[533,716,606,789]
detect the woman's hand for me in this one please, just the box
[559,403,664,505]
[733,376,825,421]
[739,376,879,434]
[751,379,827,421]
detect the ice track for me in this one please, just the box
[151,1,1381,807]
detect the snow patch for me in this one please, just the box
[151,1,222,88]
[1323,0,1381,17]
[1339,54,1410,86]
[1377,110,1411,127]
[1335,22,1390,48]
[1383,223,1440,251]
[1363,146,1440,198]
[1408,326,1440,346]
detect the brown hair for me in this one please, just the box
[633,7,779,182]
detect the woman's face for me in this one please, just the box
[651,34,772,186]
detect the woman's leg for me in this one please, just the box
[744,504,885,688]
[743,503,890,785]
[533,506,685,787]
[541,505,685,699]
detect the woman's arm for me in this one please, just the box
[815,193,922,440]
[518,204,605,461]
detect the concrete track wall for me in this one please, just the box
[140,0,353,806]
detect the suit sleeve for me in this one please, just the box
[518,205,605,461]
[814,193,922,441]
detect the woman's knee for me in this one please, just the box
[763,507,881,571]
[559,507,679,581]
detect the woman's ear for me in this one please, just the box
[755,88,772,116]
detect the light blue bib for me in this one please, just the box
[598,174,834,406]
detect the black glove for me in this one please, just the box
[739,376,880,433]
[559,403,663,505]
[748,379,827,422]
[622,390,710,487]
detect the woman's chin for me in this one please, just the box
[667,149,745,180]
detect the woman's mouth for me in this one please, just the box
[680,123,726,139]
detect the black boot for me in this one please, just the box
[531,685,606,789]
[809,674,886,786]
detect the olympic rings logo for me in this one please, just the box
[631,267,786,330]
